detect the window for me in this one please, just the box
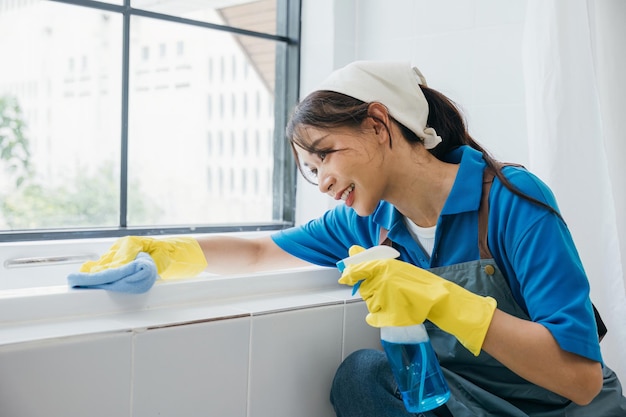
[0,0,300,241]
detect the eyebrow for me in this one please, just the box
[301,128,330,150]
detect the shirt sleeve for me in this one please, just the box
[489,167,602,362]
[270,204,380,267]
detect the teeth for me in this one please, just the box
[341,184,355,201]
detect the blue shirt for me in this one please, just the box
[272,145,602,362]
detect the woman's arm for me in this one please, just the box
[196,235,312,274]
[482,309,603,405]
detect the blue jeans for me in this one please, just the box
[330,349,451,417]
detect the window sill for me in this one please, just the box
[0,266,357,347]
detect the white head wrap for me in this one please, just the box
[315,61,442,149]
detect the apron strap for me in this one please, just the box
[479,166,497,259]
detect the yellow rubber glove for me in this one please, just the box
[339,245,497,356]
[80,236,208,280]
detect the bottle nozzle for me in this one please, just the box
[336,245,401,295]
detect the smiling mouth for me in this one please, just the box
[340,184,355,201]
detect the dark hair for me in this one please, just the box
[286,87,560,218]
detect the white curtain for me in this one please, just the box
[523,0,626,382]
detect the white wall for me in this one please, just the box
[297,0,529,223]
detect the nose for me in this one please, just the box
[318,172,335,196]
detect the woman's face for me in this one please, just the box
[293,122,388,216]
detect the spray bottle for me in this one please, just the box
[337,246,450,413]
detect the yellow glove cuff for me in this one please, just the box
[429,293,497,356]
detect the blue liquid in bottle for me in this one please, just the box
[381,325,450,413]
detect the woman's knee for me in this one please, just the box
[331,349,407,417]
[331,349,393,403]
[336,349,387,380]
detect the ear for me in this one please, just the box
[366,102,391,139]
[365,101,391,143]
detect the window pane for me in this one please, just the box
[132,0,280,36]
[127,17,277,226]
[0,2,122,231]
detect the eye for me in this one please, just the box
[298,148,333,185]
[299,162,319,185]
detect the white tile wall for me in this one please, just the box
[342,300,382,359]
[0,298,376,417]
[132,317,251,417]
[0,332,132,417]
[248,305,343,417]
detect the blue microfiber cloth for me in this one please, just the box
[67,252,158,294]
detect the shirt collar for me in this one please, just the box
[440,145,486,215]
[372,145,487,231]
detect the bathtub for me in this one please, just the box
[0,235,379,417]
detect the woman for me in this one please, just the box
[80,61,626,416]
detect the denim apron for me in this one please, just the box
[380,168,626,416]
[425,259,625,416]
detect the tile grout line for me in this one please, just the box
[341,301,347,360]
[246,317,253,417]
[129,331,136,417]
